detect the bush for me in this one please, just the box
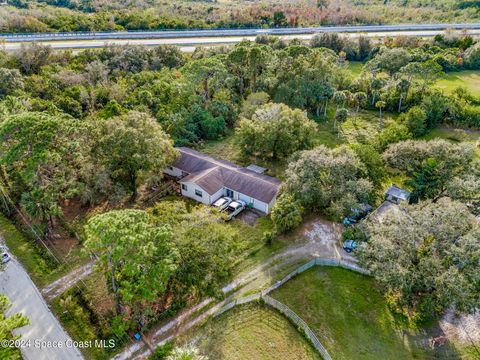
[399,106,427,137]
[271,193,303,234]
[464,42,480,69]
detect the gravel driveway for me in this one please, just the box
[0,239,84,360]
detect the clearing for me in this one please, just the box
[436,71,480,96]
[182,302,321,360]
[270,266,455,360]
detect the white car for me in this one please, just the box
[213,197,232,211]
[1,246,11,264]
[225,200,246,220]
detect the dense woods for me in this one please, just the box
[0,28,479,343]
[0,0,478,33]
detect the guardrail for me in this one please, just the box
[0,23,479,42]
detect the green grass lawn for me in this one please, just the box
[187,302,321,360]
[270,267,446,360]
[346,61,365,78]
[435,70,480,96]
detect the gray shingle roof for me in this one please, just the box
[175,147,281,203]
[386,185,411,201]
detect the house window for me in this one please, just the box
[195,189,203,197]
[182,184,187,191]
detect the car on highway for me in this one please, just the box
[213,197,232,211]
[225,200,246,220]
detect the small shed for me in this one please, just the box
[385,185,411,205]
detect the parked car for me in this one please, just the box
[343,240,358,253]
[213,197,232,211]
[225,200,246,220]
[1,246,11,264]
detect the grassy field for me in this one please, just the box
[270,267,447,360]
[346,61,365,78]
[436,71,480,96]
[186,302,321,360]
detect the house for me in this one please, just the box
[385,185,411,205]
[164,147,281,214]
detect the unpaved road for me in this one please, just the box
[41,261,95,301]
[0,238,84,360]
[114,218,351,360]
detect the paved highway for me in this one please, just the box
[3,29,480,52]
[1,22,480,42]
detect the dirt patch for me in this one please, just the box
[235,208,264,225]
[440,308,480,348]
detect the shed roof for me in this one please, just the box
[175,147,281,203]
[386,185,411,201]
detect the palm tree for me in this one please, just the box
[354,92,367,113]
[396,78,410,113]
[375,100,386,129]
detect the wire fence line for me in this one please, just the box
[213,257,370,360]
[263,295,332,360]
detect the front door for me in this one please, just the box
[225,188,234,198]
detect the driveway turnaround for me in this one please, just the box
[0,241,84,360]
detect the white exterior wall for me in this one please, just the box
[175,175,276,214]
[164,166,183,178]
[180,181,210,205]
[210,188,224,204]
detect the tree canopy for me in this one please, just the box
[359,198,480,321]
[284,145,373,219]
[236,103,317,159]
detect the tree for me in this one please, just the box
[399,106,427,137]
[0,294,29,360]
[240,92,270,119]
[273,11,287,27]
[284,145,373,218]
[0,112,85,236]
[383,139,475,202]
[0,68,24,97]
[332,90,347,115]
[236,103,317,159]
[375,100,386,129]
[374,123,412,152]
[271,193,303,234]
[14,43,52,74]
[357,36,372,61]
[359,198,480,321]
[93,111,178,198]
[84,209,178,330]
[350,143,385,186]
[316,0,329,10]
[464,42,480,69]
[395,78,410,113]
[353,92,367,113]
[182,57,228,101]
[334,108,349,137]
[148,201,243,298]
[367,47,411,75]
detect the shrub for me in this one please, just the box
[271,193,303,234]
